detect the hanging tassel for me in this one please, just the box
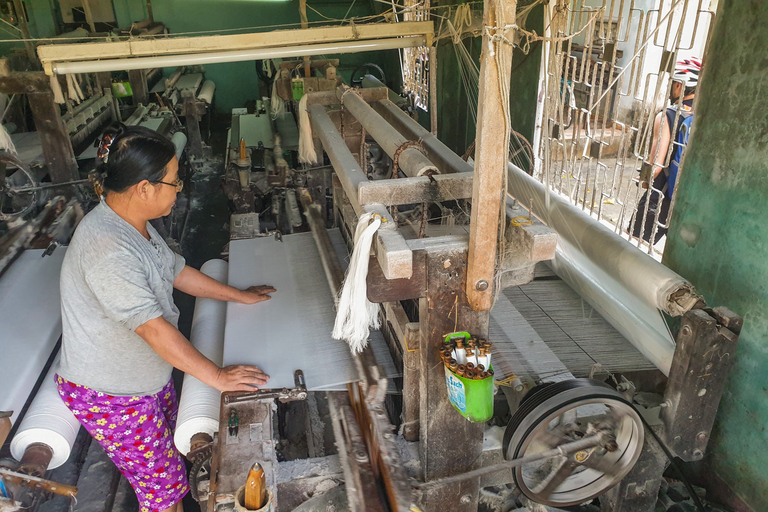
[50,75,65,104]
[270,79,285,120]
[0,122,17,155]
[332,212,382,353]
[297,94,318,165]
[66,74,80,105]
[73,73,85,102]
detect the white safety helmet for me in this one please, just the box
[672,57,702,88]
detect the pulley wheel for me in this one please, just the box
[189,445,213,502]
[503,379,644,507]
[0,154,38,221]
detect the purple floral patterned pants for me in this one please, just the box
[56,375,189,512]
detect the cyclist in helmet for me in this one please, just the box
[629,57,702,244]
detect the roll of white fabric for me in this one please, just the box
[0,249,67,426]
[197,80,216,104]
[171,131,187,161]
[173,259,228,456]
[506,163,700,317]
[10,357,80,470]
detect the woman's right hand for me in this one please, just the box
[214,365,270,392]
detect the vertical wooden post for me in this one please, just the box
[11,0,37,65]
[183,93,203,166]
[129,69,149,106]
[429,46,438,136]
[418,246,488,511]
[28,91,79,183]
[95,72,111,91]
[466,0,517,311]
[299,0,311,78]
[81,0,97,33]
[0,415,11,447]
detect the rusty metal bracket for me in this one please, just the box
[223,370,307,404]
[392,139,426,176]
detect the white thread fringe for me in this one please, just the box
[270,79,285,120]
[298,94,318,165]
[332,212,382,353]
[50,75,65,104]
[0,122,17,155]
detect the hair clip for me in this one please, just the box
[97,134,115,163]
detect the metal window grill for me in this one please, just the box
[534,0,715,255]
[401,0,431,110]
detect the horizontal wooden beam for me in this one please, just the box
[38,21,434,64]
[0,72,51,94]
[358,172,474,206]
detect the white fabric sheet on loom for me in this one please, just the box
[0,248,67,425]
[224,231,396,391]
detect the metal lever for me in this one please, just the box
[223,369,307,404]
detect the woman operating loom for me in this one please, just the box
[54,123,275,512]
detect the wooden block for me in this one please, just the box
[358,172,474,206]
[367,250,426,302]
[0,416,10,446]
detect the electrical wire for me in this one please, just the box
[635,408,708,512]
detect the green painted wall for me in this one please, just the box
[662,1,768,509]
[111,0,400,112]
[432,2,542,167]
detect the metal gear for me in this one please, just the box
[188,445,213,502]
[503,379,644,507]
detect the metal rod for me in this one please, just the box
[414,434,603,490]
[50,37,427,75]
[307,104,367,216]
[297,188,344,297]
[11,179,91,194]
[335,86,439,178]
[0,468,78,497]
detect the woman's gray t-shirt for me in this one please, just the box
[57,201,185,396]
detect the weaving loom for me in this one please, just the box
[224,230,397,391]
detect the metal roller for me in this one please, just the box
[197,80,216,104]
[503,379,644,507]
[335,86,438,177]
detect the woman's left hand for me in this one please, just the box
[239,285,277,304]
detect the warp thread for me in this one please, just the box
[50,75,66,104]
[297,94,318,165]
[332,212,382,353]
[0,122,17,155]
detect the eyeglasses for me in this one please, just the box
[153,178,183,192]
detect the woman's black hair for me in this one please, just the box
[96,122,177,194]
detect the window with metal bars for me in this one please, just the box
[401,0,431,111]
[531,0,716,256]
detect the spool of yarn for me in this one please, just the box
[197,80,216,104]
[173,259,228,456]
[171,131,188,161]
[10,357,80,470]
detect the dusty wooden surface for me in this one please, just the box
[466,0,517,311]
